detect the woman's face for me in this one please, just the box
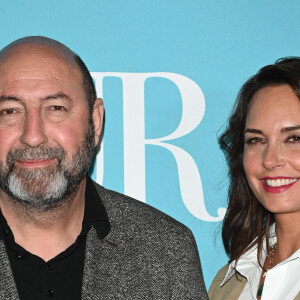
[243,85,300,216]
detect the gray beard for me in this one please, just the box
[0,124,95,212]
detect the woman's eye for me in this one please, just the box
[245,137,265,145]
[287,135,300,143]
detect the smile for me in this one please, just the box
[260,177,299,193]
[265,178,298,187]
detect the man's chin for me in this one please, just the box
[6,171,69,210]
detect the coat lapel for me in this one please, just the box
[81,227,121,299]
[81,225,161,299]
[0,241,19,300]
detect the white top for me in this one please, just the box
[221,227,300,300]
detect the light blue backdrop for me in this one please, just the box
[1,0,300,288]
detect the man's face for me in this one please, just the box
[0,44,98,210]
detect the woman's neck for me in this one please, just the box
[274,212,300,263]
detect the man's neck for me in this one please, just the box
[0,178,86,262]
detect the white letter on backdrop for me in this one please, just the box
[91,72,226,221]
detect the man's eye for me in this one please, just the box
[0,108,17,115]
[50,106,66,111]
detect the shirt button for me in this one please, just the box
[16,254,23,259]
[47,264,53,272]
[47,289,54,297]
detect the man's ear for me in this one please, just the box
[92,98,104,146]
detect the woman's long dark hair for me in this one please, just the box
[219,57,300,263]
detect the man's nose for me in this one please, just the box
[263,143,285,170]
[19,111,48,147]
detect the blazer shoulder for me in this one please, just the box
[89,180,208,300]
[93,180,192,236]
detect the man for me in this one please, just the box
[0,36,208,299]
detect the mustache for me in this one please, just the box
[7,146,65,165]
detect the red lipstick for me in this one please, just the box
[260,177,298,194]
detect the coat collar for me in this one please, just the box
[221,224,277,286]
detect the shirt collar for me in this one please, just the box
[0,207,10,240]
[78,176,111,240]
[221,224,278,286]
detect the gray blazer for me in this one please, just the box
[0,181,208,299]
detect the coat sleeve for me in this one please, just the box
[93,181,209,299]
[166,226,208,299]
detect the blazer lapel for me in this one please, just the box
[0,241,19,300]
[81,227,121,300]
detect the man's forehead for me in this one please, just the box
[0,37,84,91]
[0,36,89,108]
[0,37,87,104]
[0,36,76,67]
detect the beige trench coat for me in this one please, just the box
[208,264,300,300]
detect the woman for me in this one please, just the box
[209,58,300,300]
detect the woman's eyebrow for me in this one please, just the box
[281,125,300,132]
[244,128,263,134]
[244,126,300,134]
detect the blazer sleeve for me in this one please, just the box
[93,181,209,299]
[167,226,208,299]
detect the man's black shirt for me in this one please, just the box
[0,177,110,300]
